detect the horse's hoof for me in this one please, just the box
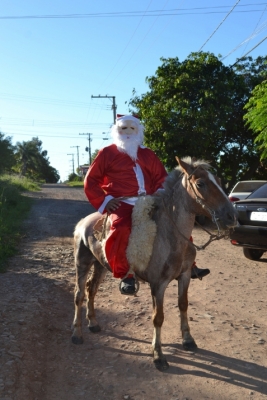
[89,325,101,333]
[182,339,197,351]
[71,335,84,345]
[153,358,169,371]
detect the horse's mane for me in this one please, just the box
[162,156,211,196]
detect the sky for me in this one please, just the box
[1,0,267,182]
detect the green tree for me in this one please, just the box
[91,149,99,164]
[244,79,267,160]
[129,52,267,190]
[14,137,59,182]
[0,133,15,173]
[68,172,82,182]
[15,138,41,176]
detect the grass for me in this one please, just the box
[67,181,84,187]
[0,174,40,273]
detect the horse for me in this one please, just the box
[71,156,237,371]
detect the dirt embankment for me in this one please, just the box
[0,184,267,400]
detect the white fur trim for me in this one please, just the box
[122,198,138,206]
[126,196,157,273]
[98,195,114,214]
[116,115,140,124]
[133,164,146,195]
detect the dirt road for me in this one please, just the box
[0,184,267,400]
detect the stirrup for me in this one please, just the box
[119,277,140,296]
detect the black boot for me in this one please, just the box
[191,266,210,280]
[120,276,136,295]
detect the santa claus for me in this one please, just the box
[84,115,210,294]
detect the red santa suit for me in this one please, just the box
[84,143,167,278]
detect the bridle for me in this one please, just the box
[163,166,228,251]
[106,166,228,251]
[187,169,222,233]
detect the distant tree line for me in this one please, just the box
[129,52,267,192]
[0,135,60,183]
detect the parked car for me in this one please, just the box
[228,180,267,202]
[229,183,267,260]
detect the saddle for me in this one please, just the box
[93,196,157,274]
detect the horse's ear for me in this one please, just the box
[176,157,194,175]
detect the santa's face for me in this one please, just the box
[112,117,142,160]
[118,120,138,138]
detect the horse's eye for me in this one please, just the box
[196,180,205,189]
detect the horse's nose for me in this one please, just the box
[226,211,238,227]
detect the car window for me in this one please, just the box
[247,183,267,199]
[232,181,266,192]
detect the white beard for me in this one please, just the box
[113,134,141,161]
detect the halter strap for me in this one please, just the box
[187,167,221,233]
[160,165,228,251]
[161,196,227,252]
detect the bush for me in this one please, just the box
[68,173,82,182]
[0,175,39,272]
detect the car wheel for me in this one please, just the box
[243,248,264,260]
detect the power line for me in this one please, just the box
[199,0,241,51]
[0,92,110,109]
[240,4,267,57]
[97,0,153,90]
[230,34,267,67]
[106,0,174,91]
[0,119,111,127]
[222,16,267,61]
[2,131,108,139]
[1,4,267,19]
[91,95,117,124]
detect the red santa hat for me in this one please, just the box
[111,113,144,145]
[116,114,140,124]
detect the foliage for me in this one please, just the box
[68,172,82,182]
[244,79,267,160]
[0,133,16,174]
[14,137,60,183]
[91,149,99,164]
[129,52,267,190]
[0,174,40,192]
[67,181,84,187]
[0,175,40,272]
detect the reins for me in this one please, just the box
[162,167,228,251]
[187,168,221,233]
[102,170,228,252]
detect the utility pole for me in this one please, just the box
[79,133,92,165]
[70,145,80,172]
[91,95,117,124]
[67,153,75,174]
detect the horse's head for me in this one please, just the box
[176,156,237,230]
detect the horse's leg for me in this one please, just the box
[86,261,106,333]
[72,239,94,345]
[178,273,197,350]
[151,282,169,371]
